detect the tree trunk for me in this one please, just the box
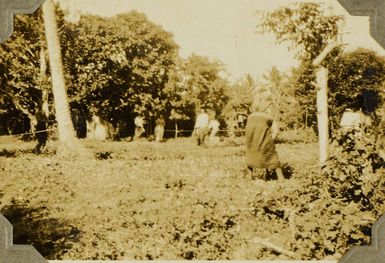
[40,47,49,116]
[315,66,329,165]
[42,0,75,143]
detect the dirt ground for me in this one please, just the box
[0,136,377,260]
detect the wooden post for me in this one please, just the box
[315,66,329,165]
[312,40,338,166]
[175,121,178,139]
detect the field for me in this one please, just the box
[0,135,379,260]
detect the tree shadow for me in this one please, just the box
[1,199,81,259]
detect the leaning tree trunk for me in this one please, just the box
[42,0,76,143]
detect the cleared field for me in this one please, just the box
[0,137,376,260]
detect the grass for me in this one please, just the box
[0,136,375,260]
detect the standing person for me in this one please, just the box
[245,105,284,180]
[208,117,220,144]
[93,115,107,141]
[154,116,165,142]
[194,108,209,146]
[134,115,145,139]
[34,108,50,154]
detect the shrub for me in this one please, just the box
[323,125,385,210]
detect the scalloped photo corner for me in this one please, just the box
[338,0,385,49]
[0,214,47,263]
[0,0,45,43]
[1,0,385,262]
[338,213,385,263]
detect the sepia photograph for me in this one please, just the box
[0,0,385,261]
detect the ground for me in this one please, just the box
[0,135,379,260]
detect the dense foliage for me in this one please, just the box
[0,9,233,137]
[164,55,230,129]
[61,11,179,124]
[327,48,385,128]
[0,11,46,134]
[323,125,385,210]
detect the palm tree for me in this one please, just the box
[260,66,287,120]
[42,0,76,144]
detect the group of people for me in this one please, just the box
[33,104,285,182]
[192,106,285,180]
[193,108,220,146]
[134,115,165,142]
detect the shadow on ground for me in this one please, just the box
[1,199,81,259]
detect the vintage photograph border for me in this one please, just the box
[0,0,384,262]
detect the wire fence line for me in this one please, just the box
[164,129,245,132]
[0,128,57,138]
[0,128,246,138]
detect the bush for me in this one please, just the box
[323,125,385,209]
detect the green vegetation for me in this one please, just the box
[0,2,385,261]
[0,137,382,260]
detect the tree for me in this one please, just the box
[0,10,45,135]
[42,0,77,144]
[258,3,343,62]
[258,3,345,164]
[182,54,229,120]
[327,48,385,127]
[161,54,230,135]
[222,74,254,133]
[258,3,344,128]
[60,11,179,136]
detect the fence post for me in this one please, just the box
[175,122,178,139]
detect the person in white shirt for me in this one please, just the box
[194,109,209,146]
[340,108,372,132]
[134,115,145,138]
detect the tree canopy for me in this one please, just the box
[258,3,344,62]
[328,48,385,126]
[258,3,344,129]
[61,11,180,124]
[0,11,46,134]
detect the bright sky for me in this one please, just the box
[59,0,385,82]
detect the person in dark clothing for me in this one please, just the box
[245,106,284,181]
[34,109,49,154]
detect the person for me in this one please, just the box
[208,117,220,144]
[245,105,284,181]
[154,116,165,142]
[134,115,145,139]
[93,115,107,140]
[340,108,372,132]
[194,108,209,146]
[34,108,49,154]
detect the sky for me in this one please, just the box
[59,0,385,82]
